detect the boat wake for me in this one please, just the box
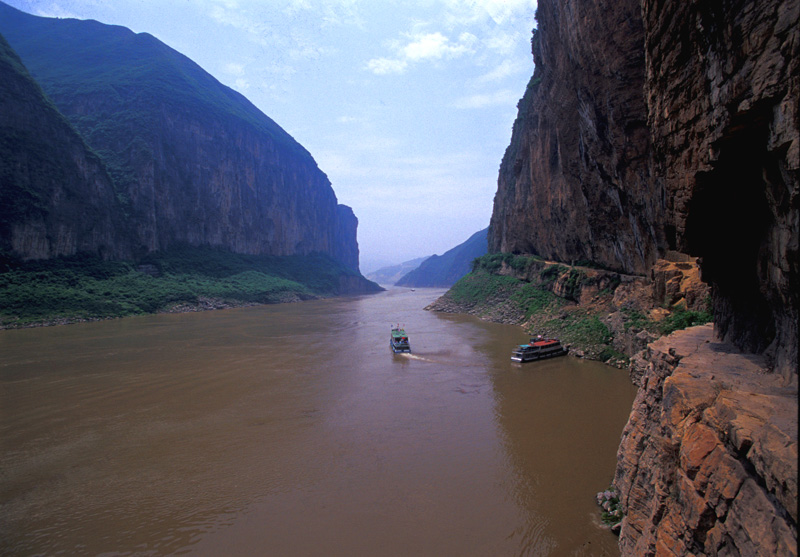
[398,353,434,362]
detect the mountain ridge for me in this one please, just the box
[396,228,488,288]
[0,1,360,270]
[0,30,129,260]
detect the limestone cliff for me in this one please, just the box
[0,32,129,260]
[491,0,798,374]
[490,0,663,276]
[0,3,361,272]
[642,0,799,376]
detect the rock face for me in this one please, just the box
[642,0,799,376]
[490,0,798,375]
[0,4,361,271]
[489,0,663,276]
[0,32,129,260]
[615,325,797,555]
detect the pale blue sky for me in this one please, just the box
[5,0,537,272]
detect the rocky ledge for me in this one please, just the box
[615,324,797,555]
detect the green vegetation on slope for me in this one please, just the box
[0,3,314,215]
[0,247,370,327]
[621,306,713,337]
[436,253,712,363]
[447,266,615,358]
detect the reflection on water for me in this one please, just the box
[0,288,636,555]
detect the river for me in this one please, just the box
[0,288,637,556]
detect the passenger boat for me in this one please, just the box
[390,326,411,353]
[510,336,567,362]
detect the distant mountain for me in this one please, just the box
[0,2,360,271]
[396,228,488,288]
[366,256,430,285]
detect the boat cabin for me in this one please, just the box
[511,336,567,362]
[390,327,411,353]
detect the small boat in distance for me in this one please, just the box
[390,326,411,353]
[511,336,568,362]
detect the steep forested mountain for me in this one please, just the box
[0,2,359,270]
[0,31,129,260]
[396,228,487,287]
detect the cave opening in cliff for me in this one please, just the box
[684,115,778,354]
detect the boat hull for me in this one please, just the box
[390,341,411,354]
[510,347,568,363]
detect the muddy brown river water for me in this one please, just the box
[1,288,636,556]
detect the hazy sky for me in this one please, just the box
[5,0,537,272]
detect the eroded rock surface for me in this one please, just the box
[615,325,797,555]
[643,0,799,378]
[489,0,663,276]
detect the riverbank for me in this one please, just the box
[0,296,277,330]
[0,247,381,329]
[425,252,711,367]
[427,253,797,555]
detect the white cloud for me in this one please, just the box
[366,57,409,75]
[476,59,523,83]
[484,30,519,55]
[366,30,476,75]
[364,0,534,78]
[452,89,520,109]
[443,0,537,26]
[209,5,269,45]
[403,31,474,61]
[28,2,82,19]
[283,0,363,28]
[225,62,245,76]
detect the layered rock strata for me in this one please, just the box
[490,0,799,375]
[485,1,798,550]
[616,325,797,555]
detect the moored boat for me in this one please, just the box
[390,326,411,353]
[511,336,567,362]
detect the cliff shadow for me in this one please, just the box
[684,104,788,366]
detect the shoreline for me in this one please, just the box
[0,295,309,331]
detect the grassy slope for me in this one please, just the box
[439,254,712,362]
[0,247,376,327]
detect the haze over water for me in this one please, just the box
[1,288,636,555]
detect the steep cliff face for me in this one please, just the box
[491,0,798,374]
[0,4,361,271]
[333,205,360,273]
[489,0,663,275]
[0,32,129,260]
[642,0,799,376]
